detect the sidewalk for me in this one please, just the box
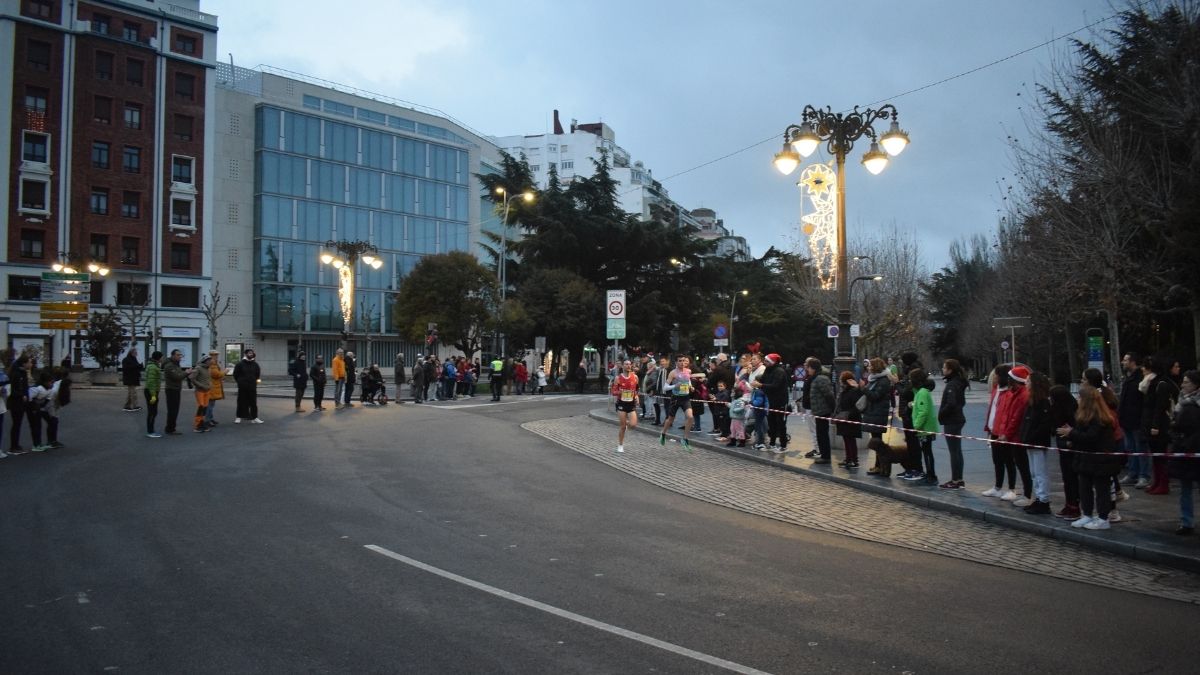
[589,406,1200,575]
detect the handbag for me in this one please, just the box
[882,416,907,451]
[854,393,869,412]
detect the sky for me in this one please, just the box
[203,0,1117,270]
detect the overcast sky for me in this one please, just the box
[204,0,1116,270]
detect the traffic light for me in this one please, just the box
[154,326,162,341]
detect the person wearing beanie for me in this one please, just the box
[982,365,1014,498]
[989,364,1033,504]
[760,354,792,452]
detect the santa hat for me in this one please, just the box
[1009,365,1031,384]
[765,353,781,365]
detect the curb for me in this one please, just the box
[588,409,1200,575]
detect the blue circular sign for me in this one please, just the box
[714,324,728,338]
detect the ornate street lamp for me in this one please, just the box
[49,251,109,366]
[774,104,909,375]
[319,239,382,346]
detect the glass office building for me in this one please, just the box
[254,103,472,334]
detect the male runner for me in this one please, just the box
[612,359,640,453]
[659,355,695,452]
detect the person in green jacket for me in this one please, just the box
[144,351,163,438]
[910,367,941,485]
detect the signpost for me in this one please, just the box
[40,272,90,331]
[713,324,728,348]
[606,290,626,366]
[1085,329,1105,374]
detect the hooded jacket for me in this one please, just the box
[806,368,835,417]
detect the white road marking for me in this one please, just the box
[364,545,773,675]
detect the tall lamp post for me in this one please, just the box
[849,274,882,360]
[774,104,910,376]
[728,289,748,356]
[319,240,382,350]
[493,186,533,356]
[50,250,109,366]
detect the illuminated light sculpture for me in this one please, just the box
[798,163,838,290]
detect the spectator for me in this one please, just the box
[938,359,968,490]
[290,351,308,412]
[394,354,406,400]
[910,368,939,485]
[191,354,212,432]
[760,353,790,453]
[576,360,587,394]
[343,351,357,408]
[144,351,163,438]
[233,349,263,424]
[862,358,894,476]
[121,348,143,412]
[332,348,346,408]
[310,355,328,411]
[1143,355,1179,495]
[535,366,548,395]
[1059,385,1123,530]
[27,370,62,452]
[834,370,863,469]
[411,354,425,403]
[162,349,190,435]
[1050,385,1080,519]
[206,351,225,428]
[803,357,834,463]
[1168,369,1200,535]
[6,355,32,454]
[1019,371,1055,514]
[1118,353,1149,488]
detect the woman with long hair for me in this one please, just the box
[938,359,968,489]
[1083,368,1129,520]
[1057,385,1124,530]
[1168,370,1200,535]
[1019,372,1055,514]
[1049,385,1080,519]
[862,358,895,476]
[834,370,864,469]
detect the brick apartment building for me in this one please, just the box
[1,0,217,365]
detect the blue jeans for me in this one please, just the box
[753,409,767,445]
[205,399,216,424]
[1181,479,1196,528]
[1122,427,1151,478]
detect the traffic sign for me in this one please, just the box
[606,289,626,319]
[40,321,83,330]
[713,338,729,347]
[826,325,840,338]
[850,324,861,338]
[714,324,728,339]
[535,336,547,353]
[1001,340,1010,350]
[41,272,90,283]
[606,318,626,339]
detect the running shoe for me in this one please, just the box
[681,439,693,453]
[616,444,624,453]
[659,433,666,446]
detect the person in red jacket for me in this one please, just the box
[982,365,1031,502]
[997,365,1034,505]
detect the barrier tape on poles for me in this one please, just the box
[613,390,1193,459]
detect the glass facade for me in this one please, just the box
[254,105,472,331]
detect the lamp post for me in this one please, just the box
[852,255,876,273]
[728,289,748,356]
[50,250,109,366]
[319,239,382,351]
[493,186,533,356]
[849,275,882,360]
[774,104,909,376]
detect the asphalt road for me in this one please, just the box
[1,390,1198,674]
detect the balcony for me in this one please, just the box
[161,4,218,27]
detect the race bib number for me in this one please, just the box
[677,383,691,395]
[620,390,635,402]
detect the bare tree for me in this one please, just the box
[112,274,152,347]
[201,281,233,350]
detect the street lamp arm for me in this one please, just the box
[796,104,899,157]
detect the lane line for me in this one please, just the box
[364,545,773,675]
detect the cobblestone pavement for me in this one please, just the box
[525,416,1200,605]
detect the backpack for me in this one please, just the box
[751,387,766,408]
[730,397,747,419]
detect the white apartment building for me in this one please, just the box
[691,207,751,261]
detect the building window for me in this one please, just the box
[27,40,51,71]
[117,282,149,305]
[22,131,48,163]
[173,114,193,141]
[121,191,140,218]
[90,234,108,263]
[548,144,557,152]
[24,1,53,20]
[92,13,110,34]
[123,103,141,130]
[90,187,109,215]
[91,141,109,168]
[122,146,140,173]
[120,237,139,265]
[175,34,196,55]
[19,180,49,212]
[530,165,540,172]
[122,22,140,42]
[171,199,193,227]
[171,156,193,184]
[175,73,195,101]
[561,160,574,170]
[95,51,113,80]
[169,244,191,270]
[94,96,111,124]
[8,275,42,301]
[20,229,45,259]
[561,144,569,152]
[126,58,143,86]
[88,280,103,303]
[162,285,200,308]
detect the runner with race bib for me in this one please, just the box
[659,355,695,452]
[611,360,640,453]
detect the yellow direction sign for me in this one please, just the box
[40,321,84,330]
[40,302,87,312]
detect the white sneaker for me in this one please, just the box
[1085,518,1112,530]
[251,418,265,424]
[1000,490,1018,501]
[234,418,242,424]
[146,433,163,438]
[1013,497,1032,507]
[1134,477,1151,489]
[0,451,8,459]
[1108,509,1122,523]
[616,444,624,453]
[981,487,1002,497]
[1071,515,1094,528]
[1113,490,1129,503]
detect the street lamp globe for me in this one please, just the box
[332,259,344,269]
[320,253,334,265]
[773,143,800,175]
[521,191,534,203]
[369,258,383,270]
[51,262,64,272]
[861,142,889,175]
[879,120,910,156]
[789,122,821,158]
[361,254,376,266]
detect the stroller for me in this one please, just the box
[360,366,389,405]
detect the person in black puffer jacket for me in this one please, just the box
[233,349,262,423]
[1168,370,1200,535]
[1018,371,1055,514]
[937,359,968,489]
[896,352,932,478]
[760,353,791,451]
[862,357,895,476]
[834,370,864,469]
[1058,385,1123,530]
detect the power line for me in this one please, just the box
[643,7,1127,191]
